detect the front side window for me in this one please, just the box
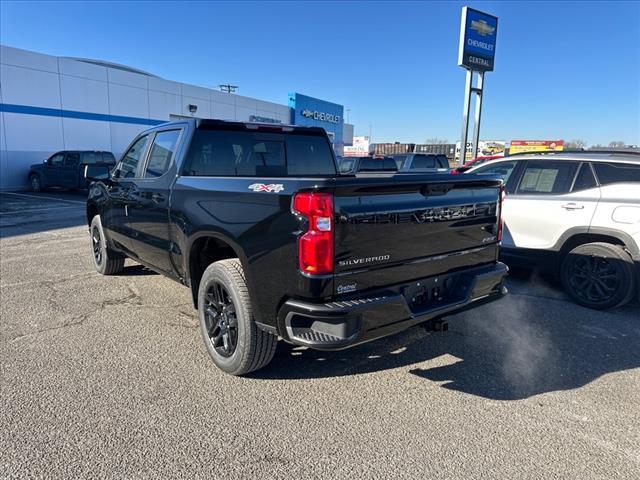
[144,130,181,178]
[49,153,64,167]
[119,135,149,178]
[593,162,640,185]
[517,161,578,194]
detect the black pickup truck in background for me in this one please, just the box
[29,150,116,192]
[86,119,508,375]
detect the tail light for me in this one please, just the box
[293,192,334,275]
[497,185,506,242]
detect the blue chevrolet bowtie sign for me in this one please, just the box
[458,7,498,72]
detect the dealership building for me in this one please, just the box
[0,44,354,190]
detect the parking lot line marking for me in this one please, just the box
[0,205,80,215]
[1,192,86,205]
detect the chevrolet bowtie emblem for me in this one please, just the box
[470,19,495,36]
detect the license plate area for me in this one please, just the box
[402,273,469,314]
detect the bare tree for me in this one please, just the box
[608,141,626,148]
[424,137,449,144]
[565,139,587,149]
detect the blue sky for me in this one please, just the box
[1,1,638,145]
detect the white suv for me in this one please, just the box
[468,152,640,310]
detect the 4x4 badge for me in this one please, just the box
[248,183,284,193]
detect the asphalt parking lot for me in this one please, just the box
[1,191,639,479]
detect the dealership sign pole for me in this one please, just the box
[458,7,498,166]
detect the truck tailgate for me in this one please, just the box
[332,174,503,294]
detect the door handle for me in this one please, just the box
[561,203,584,210]
[151,193,165,204]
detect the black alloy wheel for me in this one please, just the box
[561,242,635,310]
[204,282,238,357]
[566,255,619,304]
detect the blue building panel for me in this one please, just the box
[288,93,344,154]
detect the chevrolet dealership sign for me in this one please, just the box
[301,108,340,124]
[458,7,498,72]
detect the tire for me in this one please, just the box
[561,242,636,310]
[30,174,42,192]
[198,259,277,375]
[90,215,125,275]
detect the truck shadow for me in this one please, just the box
[252,284,640,401]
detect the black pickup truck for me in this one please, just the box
[86,119,508,375]
[29,150,116,191]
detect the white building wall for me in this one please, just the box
[0,45,293,190]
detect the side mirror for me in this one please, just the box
[84,164,111,182]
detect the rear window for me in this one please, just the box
[358,157,397,172]
[183,130,336,177]
[82,152,116,164]
[593,162,640,185]
[410,155,436,169]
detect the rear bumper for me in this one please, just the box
[278,262,509,350]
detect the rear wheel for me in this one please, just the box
[90,215,125,275]
[198,259,277,375]
[561,242,635,310]
[30,174,42,192]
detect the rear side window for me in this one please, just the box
[183,130,336,177]
[64,152,80,167]
[144,130,181,178]
[82,152,100,164]
[593,162,640,185]
[571,163,597,191]
[517,161,578,194]
[102,152,116,164]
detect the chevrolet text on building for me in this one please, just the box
[301,108,341,124]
